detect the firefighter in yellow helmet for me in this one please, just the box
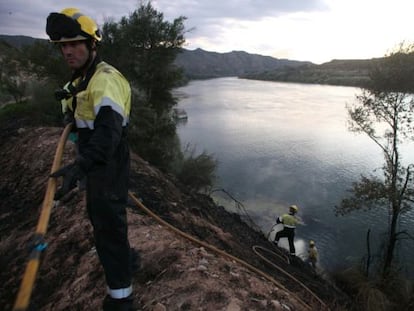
[274,205,299,255]
[306,240,318,269]
[47,8,135,310]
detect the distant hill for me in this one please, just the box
[0,34,376,87]
[0,38,17,57]
[0,34,44,49]
[0,34,311,80]
[240,58,379,88]
[174,48,312,79]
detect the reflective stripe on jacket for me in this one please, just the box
[278,213,298,228]
[61,60,131,172]
[62,61,131,129]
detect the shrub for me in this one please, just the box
[333,265,414,311]
[175,145,217,192]
[0,79,62,127]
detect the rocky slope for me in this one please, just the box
[0,124,352,310]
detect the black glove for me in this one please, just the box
[50,161,85,200]
[63,111,75,128]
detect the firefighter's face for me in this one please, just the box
[59,40,90,70]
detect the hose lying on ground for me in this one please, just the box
[128,192,326,311]
[13,124,326,311]
[253,245,327,309]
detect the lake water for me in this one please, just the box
[173,77,414,277]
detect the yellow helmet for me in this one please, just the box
[46,8,102,43]
[289,205,298,213]
[309,240,315,246]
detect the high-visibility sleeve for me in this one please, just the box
[79,106,124,170]
[74,62,131,129]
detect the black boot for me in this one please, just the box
[102,294,135,311]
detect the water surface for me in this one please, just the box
[174,77,414,275]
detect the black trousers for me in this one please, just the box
[275,227,296,254]
[85,142,132,290]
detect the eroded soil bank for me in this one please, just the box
[0,125,351,310]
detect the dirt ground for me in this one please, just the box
[0,124,353,310]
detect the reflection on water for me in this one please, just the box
[174,77,414,277]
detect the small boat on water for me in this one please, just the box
[171,108,188,120]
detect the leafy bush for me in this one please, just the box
[0,80,62,127]
[28,80,62,126]
[128,94,182,171]
[333,265,414,311]
[175,145,217,192]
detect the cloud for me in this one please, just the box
[101,0,313,31]
[0,0,137,39]
[0,0,308,61]
[154,0,327,20]
[151,0,328,53]
[1,0,412,63]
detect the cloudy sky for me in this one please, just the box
[0,0,413,64]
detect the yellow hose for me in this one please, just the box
[13,124,326,311]
[128,192,317,311]
[13,124,72,311]
[253,245,328,309]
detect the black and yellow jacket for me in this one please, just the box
[61,60,131,200]
[61,61,130,168]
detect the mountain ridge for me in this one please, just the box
[175,47,312,79]
[0,34,373,85]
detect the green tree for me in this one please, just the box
[100,2,187,170]
[0,54,26,104]
[101,2,186,116]
[175,145,217,192]
[21,41,69,84]
[336,43,414,278]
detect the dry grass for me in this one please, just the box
[355,283,390,311]
[332,266,414,311]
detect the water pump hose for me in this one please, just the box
[13,123,72,311]
[128,192,320,310]
[13,124,327,310]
